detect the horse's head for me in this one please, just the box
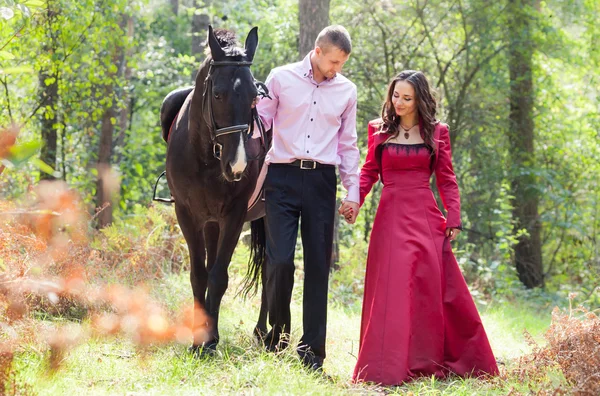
[202,26,259,182]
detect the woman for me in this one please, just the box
[345,71,498,385]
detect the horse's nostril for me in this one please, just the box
[229,160,247,175]
[228,164,243,181]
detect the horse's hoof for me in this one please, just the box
[253,326,268,343]
[188,342,217,358]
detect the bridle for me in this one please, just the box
[202,59,270,160]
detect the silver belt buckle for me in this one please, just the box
[300,160,316,170]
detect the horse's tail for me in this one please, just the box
[240,217,266,298]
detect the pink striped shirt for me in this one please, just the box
[257,52,360,203]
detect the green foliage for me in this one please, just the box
[1,0,599,296]
[328,0,600,298]
[89,203,189,283]
[209,0,299,80]
[329,237,369,312]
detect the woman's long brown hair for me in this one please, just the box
[379,70,437,153]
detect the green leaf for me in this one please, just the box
[32,158,56,176]
[0,51,16,61]
[0,65,34,74]
[5,140,42,167]
[16,4,30,17]
[134,163,143,176]
[21,0,46,8]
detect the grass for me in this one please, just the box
[484,301,551,359]
[10,268,566,395]
[2,208,568,395]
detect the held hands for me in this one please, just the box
[445,227,461,241]
[338,201,360,224]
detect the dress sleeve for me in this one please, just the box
[434,124,462,229]
[359,122,381,207]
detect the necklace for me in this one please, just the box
[399,123,418,139]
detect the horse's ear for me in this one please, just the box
[208,25,226,61]
[244,26,259,62]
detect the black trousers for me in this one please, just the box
[264,164,336,366]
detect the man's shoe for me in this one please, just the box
[303,361,335,381]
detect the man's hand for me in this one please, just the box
[338,201,359,224]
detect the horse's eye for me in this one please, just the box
[214,93,221,100]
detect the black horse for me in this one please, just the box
[160,26,269,354]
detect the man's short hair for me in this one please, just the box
[315,25,352,54]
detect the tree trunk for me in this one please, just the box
[191,13,209,58]
[298,0,331,58]
[115,15,135,162]
[95,13,131,229]
[507,0,544,288]
[192,0,210,60]
[170,0,178,15]
[39,69,58,180]
[38,2,59,180]
[96,104,115,229]
[191,1,210,81]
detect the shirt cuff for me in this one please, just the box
[345,186,360,204]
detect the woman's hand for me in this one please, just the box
[446,227,461,241]
[338,201,359,224]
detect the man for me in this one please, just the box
[256,25,360,371]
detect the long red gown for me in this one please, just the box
[352,119,498,385]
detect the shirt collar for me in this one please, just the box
[300,51,337,82]
[301,51,314,79]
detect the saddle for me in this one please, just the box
[243,129,269,222]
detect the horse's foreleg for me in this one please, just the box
[205,209,246,349]
[174,205,208,352]
[202,221,220,351]
[204,221,220,274]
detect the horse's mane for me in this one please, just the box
[205,28,246,57]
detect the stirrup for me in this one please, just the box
[153,171,175,203]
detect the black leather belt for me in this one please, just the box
[271,159,335,170]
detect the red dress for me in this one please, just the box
[352,119,498,385]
